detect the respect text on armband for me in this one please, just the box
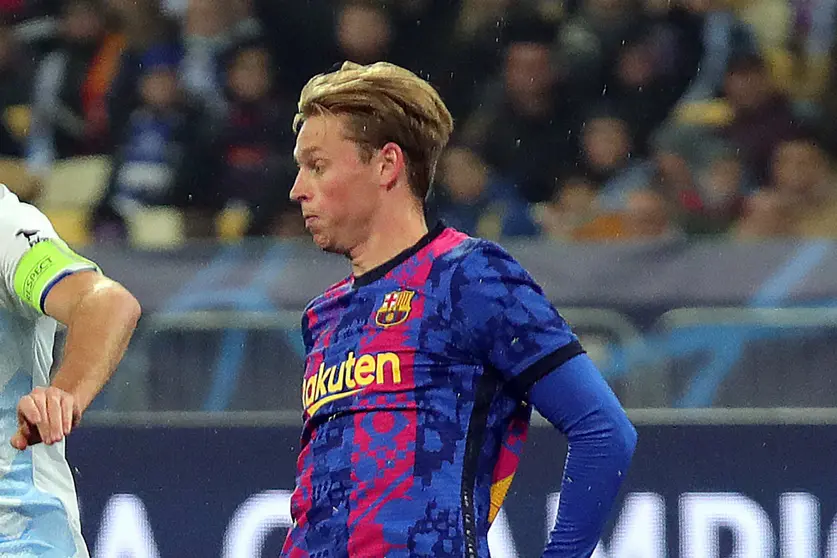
[22,255,53,302]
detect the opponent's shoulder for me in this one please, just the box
[0,186,55,242]
[0,187,58,269]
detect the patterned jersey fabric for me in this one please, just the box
[282,223,584,558]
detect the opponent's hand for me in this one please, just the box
[10,386,80,450]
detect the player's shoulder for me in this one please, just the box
[433,231,541,300]
[428,225,513,266]
[303,276,353,314]
[0,185,55,244]
[435,228,521,272]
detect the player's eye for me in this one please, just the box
[309,161,326,175]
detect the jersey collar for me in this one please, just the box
[352,221,446,288]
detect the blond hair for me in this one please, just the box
[294,61,454,201]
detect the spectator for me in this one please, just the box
[92,44,208,241]
[0,0,60,47]
[388,0,461,72]
[0,0,27,20]
[0,22,32,157]
[737,0,836,102]
[8,0,837,247]
[682,148,749,234]
[556,0,648,96]
[26,0,126,176]
[433,146,538,239]
[437,0,513,120]
[454,14,580,204]
[602,30,685,153]
[733,190,795,239]
[106,0,179,140]
[251,0,334,93]
[771,134,837,237]
[719,53,800,183]
[650,123,715,202]
[814,40,837,152]
[674,0,759,104]
[535,180,681,242]
[578,110,655,211]
[620,188,682,240]
[179,0,230,118]
[204,42,297,237]
[334,0,393,66]
[534,175,629,241]
[650,124,751,234]
[227,0,264,48]
[735,134,837,238]
[640,0,704,91]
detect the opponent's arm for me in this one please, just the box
[10,240,140,449]
[528,353,636,557]
[47,272,140,411]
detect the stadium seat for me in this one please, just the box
[41,207,90,246]
[38,155,112,209]
[0,157,39,201]
[763,47,829,100]
[733,0,790,52]
[3,104,31,141]
[674,100,735,127]
[215,203,251,241]
[125,206,185,249]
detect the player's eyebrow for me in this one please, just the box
[294,146,324,165]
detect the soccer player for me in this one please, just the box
[283,61,637,558]
[0,184,141,557]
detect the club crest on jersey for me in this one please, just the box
[375,290,415,327]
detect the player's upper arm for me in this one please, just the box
[449,242,585,399]
[0,198,100,318]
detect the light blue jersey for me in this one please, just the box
[0,185,94,557]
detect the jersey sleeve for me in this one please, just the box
[0,201,99,316]
[449,241,585,399]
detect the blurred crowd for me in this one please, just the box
[1,0,837,245]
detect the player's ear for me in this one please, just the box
[378,142,405,190]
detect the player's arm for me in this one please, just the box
[8,233,140,449]
[527,353,636,558]
[453,243,636,557]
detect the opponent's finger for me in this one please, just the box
[10,425,30,450]
[28,391,50,445]
[61,396,75,437]
[46,393,64,444]
[11,418,37,449]
[16,395,42,425]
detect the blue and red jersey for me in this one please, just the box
[282,223,584,558]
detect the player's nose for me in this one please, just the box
[290,171,308,202]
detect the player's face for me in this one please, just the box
[291,114,381,255]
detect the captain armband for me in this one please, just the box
[12,239,100,314]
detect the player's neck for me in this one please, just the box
[350,206,428,278]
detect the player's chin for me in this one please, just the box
[311,231,335,252]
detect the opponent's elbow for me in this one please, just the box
[109,285,142,330]
[88,281,142,330]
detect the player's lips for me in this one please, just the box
[303,215,318,227]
